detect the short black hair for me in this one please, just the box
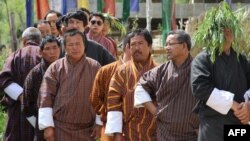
[78,7,90,16]
[168,30,192,50]
[130,28,153,47]
[89,12,105,23]
[40,35,60,50]
[64,10,88,27]
[63,29,85,46]
[33,20,49,28]
[56,15,66,30]
[44,10,62,20]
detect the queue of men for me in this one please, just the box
[0,6,250,141]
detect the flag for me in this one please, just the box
[122,0,130,22]
[77,0,89,9]
[103,0,115,16]
[49,0,63,13]
[62,0,77,14]
[26,0,34,27]
[171,0,177,30]
[130,0,139,12]
[97,0,104,12]
[162,0,172,46]
[36,0,50,20]
[97,0,115,16]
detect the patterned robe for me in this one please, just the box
[90,59,122,141]
[87,33,117,57]
[23,59,50,141]
[0,45,41,141]
[138,55,199,141]
[39,55,100,141]
[107,58,157,141]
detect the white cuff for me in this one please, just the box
[206,88,234,115]
[38,108,54,130]
[134,86,152,108]
[105,111,123,136]
[95,114,103,126]
[27,116,36,128]
[4,83,23,100]
[244,89,250,102]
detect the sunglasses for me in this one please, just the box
[90,20,103,26]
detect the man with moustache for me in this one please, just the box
[105,29,157,141]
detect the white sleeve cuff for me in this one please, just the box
[105,111,123,136]
[95,114,103,126]
[27,116,36,128]
[134,86,152,108]
[4,83,23,100]
[206,88,234,115]
[38,108,54,130]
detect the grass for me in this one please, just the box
[0,47,10,141]
[0,106,6,141]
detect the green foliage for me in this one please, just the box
[131,16,139,32]
[102,13,127,36]
[0,0,25,45]
[194,2,245,63]
[0,106,6,141]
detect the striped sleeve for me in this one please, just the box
[106,67,125,135]
[90,68,105,114]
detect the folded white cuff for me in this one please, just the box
[4,83,23,100]
[134,86,152,108]
[206,88,234,115]
[27,116,36,128]
[95,114,103,126]
[38,108,54,130]
[105,111,123,136]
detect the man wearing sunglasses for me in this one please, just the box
[87,13,117,58]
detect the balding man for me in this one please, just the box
[0,27,42,141]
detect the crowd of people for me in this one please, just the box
[0,5,250,141]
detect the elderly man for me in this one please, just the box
[134,30,199,141]
[105,29,157,141]
[23,35,61,141]
[90,33,132,141]
[38,29,101,141]
[64,10,115,66]
[0,27,42,141]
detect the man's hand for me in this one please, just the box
[234,102,250,124]
[91,124,101,140]
[44,127,55,141]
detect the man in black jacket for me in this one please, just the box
[63,10,115,66]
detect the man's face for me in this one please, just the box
[65,34,85,63]
[66,18,85,32]
[46,13,59,36]
[165,34,184,61]
[89,16,104,35]
[130,35,151,64]
[37,23,51,38]
[41,42,60,63]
